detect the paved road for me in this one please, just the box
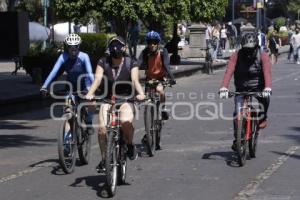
[0,56,300,200]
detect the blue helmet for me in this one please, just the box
[145,31,161,43]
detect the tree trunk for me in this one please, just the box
[170,22,180,65]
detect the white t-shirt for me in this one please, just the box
[220,28,227,39]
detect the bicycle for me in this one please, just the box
[143,79,172,157]
[229,91,262,167]
[93,95,139,197]
[57,90,92,174]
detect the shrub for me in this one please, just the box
[79,33,109,69]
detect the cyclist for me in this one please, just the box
[219,32,272,151]
[40,33,95,134]
[138,31,176,120]
[137,31,176,150]
[85,36,145,172]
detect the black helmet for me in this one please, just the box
[241,32,258,48]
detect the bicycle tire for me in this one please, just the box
[144,104,156,157]
[105,130,118,197]
[117,135,127,185]
[77,109,92,165]
[249,113,259,158]
[236,116,248,167]
[57,115,77,174]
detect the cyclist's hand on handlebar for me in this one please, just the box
[85,93,95,100]
[136,94,146,101]
[40,87,49,98]
[219,87,229,99]
[262,87,272,98]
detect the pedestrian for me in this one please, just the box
[73,19,81,33]
[211,24,220,62]
[268,30,281,65]
[127,21,139,60]
[287,26,295,62]
[205,23,212,48]
[257,29,267,52]
[220,24,227,50]
[291,28,300,64]
[227,21,237,49]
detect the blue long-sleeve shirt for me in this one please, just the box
[42,51,94,91]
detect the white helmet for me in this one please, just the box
[64,33,81,46]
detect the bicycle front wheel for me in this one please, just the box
[105,130,118,197]
[144,104,156,157]
[236,116,248,167]
[77,110,92,165]
[57,115,77,174]
[117,138,127,185]
[249,113,259,158]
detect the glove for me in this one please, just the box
[40,87,48,98]
[170,79,176,85]
[219,87,229,99]
[262,87,272,98]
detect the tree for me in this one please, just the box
[287,0,300,20]
[190,0,228,22]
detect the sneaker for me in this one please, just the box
[161,108,169,120]
[259,120,268,129]
[127,144,138,160]
[96,160,106,173]
[231,140,237,152]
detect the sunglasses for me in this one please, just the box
[147,40,159,45]
[68,45,79,49]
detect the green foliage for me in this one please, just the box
[287,0,300,14]
[78,33,109,66]
[190,0,228,22]
[275,17,286,29]
[16,0,43,22]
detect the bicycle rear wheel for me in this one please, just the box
[58,115,77,174]
[249,113,259,158]
[144,104,156,157]
[236,116,248,167]
[78,110,92,164]
[105,130,118,197]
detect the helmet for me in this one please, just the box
[108,36,126,58]
[64,33,81,46]
[241,32,258,48]
[145,31,161,43]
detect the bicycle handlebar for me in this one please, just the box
[228,91,263,98]
[145,79,173,87]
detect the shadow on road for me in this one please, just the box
[202,151,241,167]
[71,174,131,198]
[0,134,56,149]
[0,120,39,130]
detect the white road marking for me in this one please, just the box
[234,146,300,200]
